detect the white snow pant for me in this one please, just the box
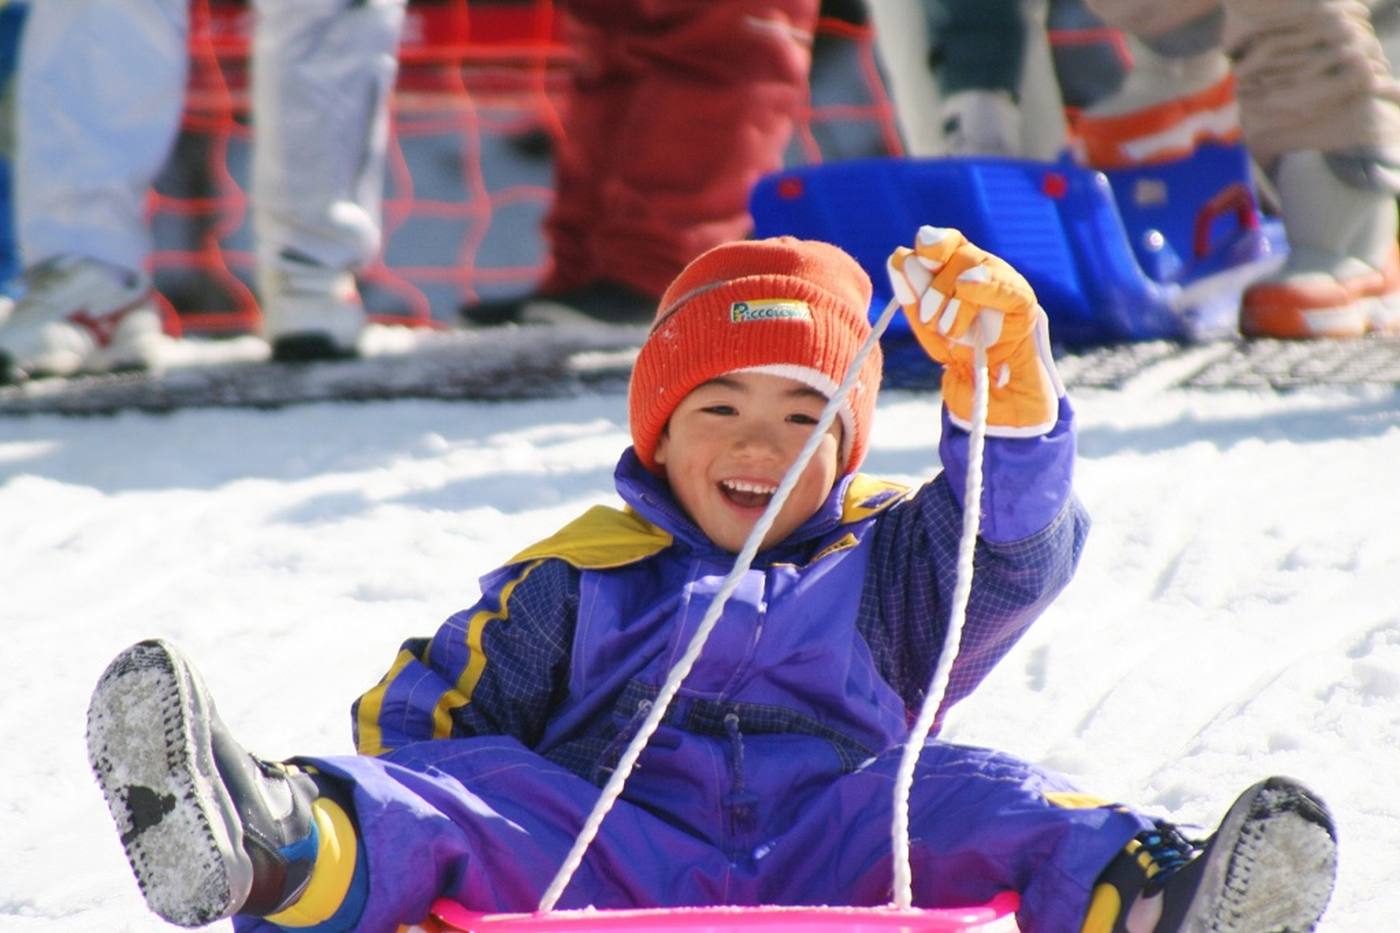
[1083,0,1400,167]
[16,0,404,275]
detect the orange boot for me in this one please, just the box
[1240,150,1400,339]
[1073,38,1240,169]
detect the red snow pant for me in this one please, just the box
[543,0,820,297]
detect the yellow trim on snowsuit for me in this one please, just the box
[355,648,419,757]
[504,504,675,568]
[430,559,547,740]
[839,474,909,523]
[1044,791,1114,811]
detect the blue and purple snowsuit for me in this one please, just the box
[246,400,1152,933]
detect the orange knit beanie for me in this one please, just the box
[628,236,882,475]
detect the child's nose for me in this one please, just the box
[732,422,782,458]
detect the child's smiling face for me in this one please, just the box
[654,370,843,553]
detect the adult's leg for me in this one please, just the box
[251,0,402,276]
[251,0,405,355]
[924,0,1027,155]
[536,2,643,294]
[1223,0,1400,168]
[1083,0,1400,337]
[555,0,820,299]
[16,0,189,272]
[1225,0,1400,337]
[0,0,179,378]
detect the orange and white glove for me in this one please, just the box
[886,225,1064,437]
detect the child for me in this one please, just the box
[87,233,1336,932]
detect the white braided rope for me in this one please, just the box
[537,296,903,913]
[891,335,990,909]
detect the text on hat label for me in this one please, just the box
[729,299,813,323]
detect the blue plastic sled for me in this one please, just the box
[750,144,1287,348]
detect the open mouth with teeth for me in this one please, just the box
[720,478,778,510]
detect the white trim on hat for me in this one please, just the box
[736,364,856,466]
[654,279,729,329]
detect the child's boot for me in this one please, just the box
[1240,149,1400,339]
[86,639,322,926]
[1082,776,1337,932]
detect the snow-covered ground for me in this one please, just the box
[2,376,1397,930]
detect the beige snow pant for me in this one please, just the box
[1084,0,1400,167]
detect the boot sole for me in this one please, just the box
[86,640,254,927]
[1239,302,1368,340]
[271,333,359,363]
[1182,776,1337,933]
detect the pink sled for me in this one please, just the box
[414,892,1020,932]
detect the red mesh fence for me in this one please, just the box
[153,0,903,337]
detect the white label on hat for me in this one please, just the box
[729,299,812,323]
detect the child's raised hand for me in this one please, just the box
[886,226,1064,437]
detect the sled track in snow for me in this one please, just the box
[0,326,644,417]
[1054,336,1400,391]
[0,334,1397,417]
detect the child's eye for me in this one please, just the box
[701,404,737,416]
[787,413,820,426]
